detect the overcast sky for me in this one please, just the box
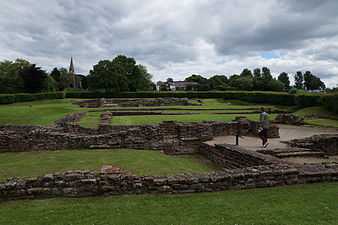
[1,0,338,87]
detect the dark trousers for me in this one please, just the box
[259,129,268,144]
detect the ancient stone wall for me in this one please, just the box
[0,116,280,155]
[106,97,201,107]
[285,134,338,156]
[274,114,305,125]
[2,162,337,201]
[0,164,299,201]
[200,144,283,169]
[74,98,201,108]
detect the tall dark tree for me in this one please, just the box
[20,64,47,93]
[266,79,284,92]
[278,72,290,91]
[253,68,264,90]
[240,68,253,78]
[0,59,31,93]
[261,67,273,82]
[253,68,261,78]
[185,74,209,84]
[294,71,303,89]
[303,71,325,90]
[208,75,228,90]
[88,60,128,92]
[88,55,153,91]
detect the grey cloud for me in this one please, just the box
[0,0,337,85]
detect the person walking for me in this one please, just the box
[259,107,270,148]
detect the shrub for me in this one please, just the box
[0,92,65,104]
[295,94,321,108]
[320,93,338,114]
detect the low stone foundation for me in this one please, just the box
[200,144,282,169]
[1,161,337,201]
[285,134,338,156]
[0,164,299,201]
[74,97,201,108]
[1,115,279,155]
[274,114,305,125]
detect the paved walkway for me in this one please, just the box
[205,124,338,151]
[205,124,338,164]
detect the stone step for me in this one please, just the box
[276,151,324,158]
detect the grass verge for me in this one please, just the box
[0,183,337,225]
[0,149,220,181]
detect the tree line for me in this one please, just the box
[0,56,331,94]
[0,55,154,94]
[167,67,327,92]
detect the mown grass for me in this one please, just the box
[0,149,220,181]
[0,183,337,225]
[0,99,86,126]
[77,111,102,128]
[294,106,338,128]
[110,113,278,125]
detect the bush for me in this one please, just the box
[295,94,321,108]
[320,93,338,114]
[0,92,65,104]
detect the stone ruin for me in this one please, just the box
[274,113,305,126]
[0,110,337,201]
[73,97,202,108]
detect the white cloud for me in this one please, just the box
[0,0,337,87]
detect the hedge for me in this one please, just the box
[66,91,296,106]
[2,91,336,114]
[320,93,338,114]
[0,92,65,104]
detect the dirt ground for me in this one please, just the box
[205,124,338,164]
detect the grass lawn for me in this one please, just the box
[77,111,102,128]
[0,183,337,225]
[111,113,278,125]
[0,149,220,181]
[0,99,86,126]
[294,106,338,128]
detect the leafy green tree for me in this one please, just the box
[253,68,261,78]
[278,72,290,91]
[235,77,254,90]
[44,75,57,92]
[240,68,253,78]
[228,74,240,88]
[185,74,208,84]
[20,64,48,93]
[303,71,325,90]
[137,65,155,90]
[88,60,128,91]
[253,68,264,90]
[266,79,284,92]
[294,71,303,89]
[88,55,152,92]
[50,67,73,91]
[262,67,273,82]
[208,75,228,90]
[0,59,31,93]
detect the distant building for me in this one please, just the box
[69,57,86,89]
[156,79,198,91]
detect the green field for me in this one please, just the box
[0,99,86,126]
[294,106,338,128]
[0,183,337,225]
[0,149,220,181]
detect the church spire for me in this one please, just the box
[69,57,74,75]
[69,57,75,88]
